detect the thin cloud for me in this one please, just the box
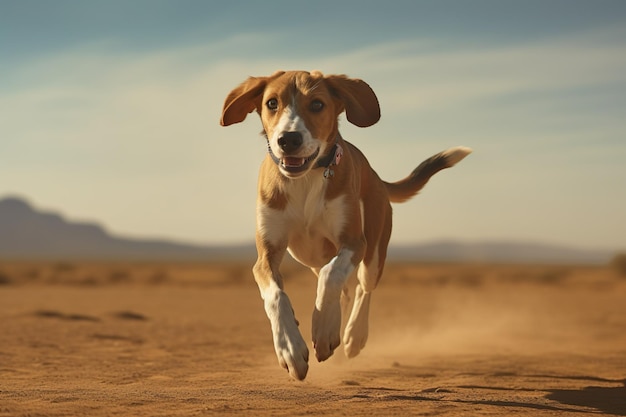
[1,25,625,247]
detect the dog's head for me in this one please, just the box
[220,70,380,178]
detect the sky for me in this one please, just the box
[1,0,625,251]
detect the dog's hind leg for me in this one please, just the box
[312,244,364,362]
[343,283,372,358]
[343,198,392,358]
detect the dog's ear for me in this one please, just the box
[324,75,380,127]
[221,71,287,126]
[220,76,268,126]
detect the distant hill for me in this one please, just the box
[0,196,253,261]
[388,240,612,264]
[0,196,614,264]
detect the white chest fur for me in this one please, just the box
[257,174,347,268]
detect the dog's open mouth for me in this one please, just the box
[280,148,320,174]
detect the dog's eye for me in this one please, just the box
[266,98,279,111]
[309,100,324,113]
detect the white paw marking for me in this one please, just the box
[263,283,309,380]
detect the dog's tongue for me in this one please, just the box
[282,157,305,167]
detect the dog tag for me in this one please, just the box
[323,144,343,179]
[335,144,343,165]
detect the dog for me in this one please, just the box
[220,70,471,380]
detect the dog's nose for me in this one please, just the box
[277,131,303,153]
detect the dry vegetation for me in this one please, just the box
[0,259,616,288]
[0,260,256,287]
[611,252,626,277]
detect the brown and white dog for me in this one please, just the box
[220,70,471,380]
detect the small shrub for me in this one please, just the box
[610,253,626,277]
[0,271,12,285]
[108,269,131,283]
[54,262,75,272]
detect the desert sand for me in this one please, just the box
[1,260,625,416]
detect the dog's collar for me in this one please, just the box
[266,137,343,178]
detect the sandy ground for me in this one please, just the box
[1,261,625,416]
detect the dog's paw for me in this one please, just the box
[311,301,342,362]
[272,317,309,380]
[274,326,309,380]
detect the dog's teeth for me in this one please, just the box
[282,157,305,167]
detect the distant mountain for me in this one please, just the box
[0,196,614,264]
[388,240,613,265]
[0,196,254,261]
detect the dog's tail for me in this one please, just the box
[384,146,472,203]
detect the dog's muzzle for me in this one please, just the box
[278,147,320,175]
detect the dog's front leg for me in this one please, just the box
[312,244,364,362]
[253,230,309,380]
